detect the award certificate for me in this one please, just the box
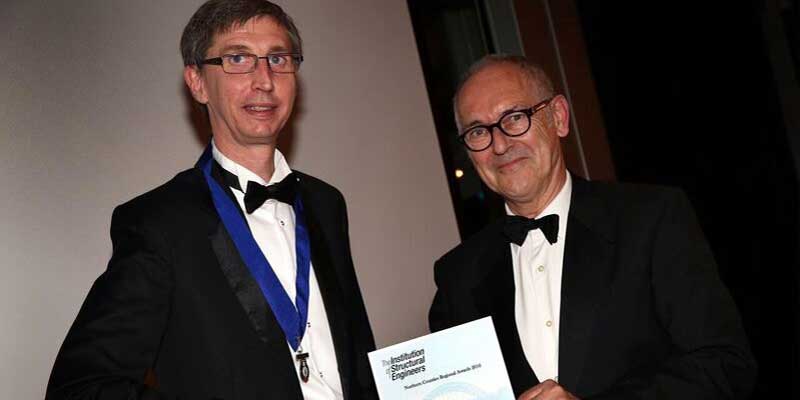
[368,317,514,400]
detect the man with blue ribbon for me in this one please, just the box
[46,1,377,399]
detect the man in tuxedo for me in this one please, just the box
[46,1,376,399]
[429,55,757,399]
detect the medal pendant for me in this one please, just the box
[296,351,310,383]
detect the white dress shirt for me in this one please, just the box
[508,172,572,383]
[212,142,343,399]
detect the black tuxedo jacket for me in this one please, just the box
[47,166,377,400]
[429,178,756,399]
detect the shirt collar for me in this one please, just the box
[505,171,573,242]
[211,139,292,192]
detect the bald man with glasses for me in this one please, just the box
[429,55,757,400]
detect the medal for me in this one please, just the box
[296,348,310,383]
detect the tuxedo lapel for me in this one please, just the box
[210,222,281,344]
[473,226,539,395]
[557,179,616,392]
[206,163,282,345]
[297,178,353,396]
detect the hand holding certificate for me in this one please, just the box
[368,317,514,400]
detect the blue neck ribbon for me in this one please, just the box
[199,148,310,350]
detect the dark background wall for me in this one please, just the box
[576,1,799,397]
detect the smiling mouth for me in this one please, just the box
[245,105,276,111]
[243,104,278,117]
[497,157,525,171]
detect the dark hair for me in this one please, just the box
[180,0,302,67]
[452,54,555,121]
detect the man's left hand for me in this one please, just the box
[517,379,580,400]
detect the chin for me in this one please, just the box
[502,189,530,203]
[503,178,538,195]
[498,172,531,189]
[246,125,281,138]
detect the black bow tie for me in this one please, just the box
[503,214,559,246]
[219,167,298,213]
[244,174,298,213]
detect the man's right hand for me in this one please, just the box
[518,379,579,400]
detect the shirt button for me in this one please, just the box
[545,320,553,327]
[537,265,545,272]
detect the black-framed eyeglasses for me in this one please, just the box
[458,96,555,152]
[201,52,303,74]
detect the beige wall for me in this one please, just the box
[0,1,460,398]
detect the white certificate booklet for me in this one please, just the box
[368,317,515,400]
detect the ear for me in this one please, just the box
[183,65,209,104]
[550,94,570,138]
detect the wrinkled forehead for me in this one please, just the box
[456,64,541,118]
[460,63,543,100]
[208,16,290,52]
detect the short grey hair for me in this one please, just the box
[453,54,555,130]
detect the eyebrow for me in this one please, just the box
[218,43,292,55]
[218,44,252,54]
[463,104,527,130]
[268,44,291,53]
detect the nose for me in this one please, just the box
[251,59,275,92]
[490,127,511,155]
